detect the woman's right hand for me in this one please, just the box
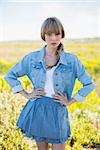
[25,88,46,99]
[19,88,46,100]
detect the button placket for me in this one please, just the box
[53,69,59,93]
[41,70,46,88]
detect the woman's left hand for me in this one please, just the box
[52,91,70,106]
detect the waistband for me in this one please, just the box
[30,96,66,108]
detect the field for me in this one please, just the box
[0,38,100,150]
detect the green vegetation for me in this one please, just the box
[0,39,100,149]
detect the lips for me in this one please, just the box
[51,43,57,45]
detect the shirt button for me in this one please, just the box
[55,84,58,86]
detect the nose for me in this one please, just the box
[51,34,56,40]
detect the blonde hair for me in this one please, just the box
[41,17,65,55]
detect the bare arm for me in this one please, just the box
[19,90,29,99]
[66,98,77,106]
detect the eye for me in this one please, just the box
[46,33,52,36]
[55,33,60,35]
[48,33,51,36]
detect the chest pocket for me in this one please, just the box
[30,62,43,78]
[59,63,73,82]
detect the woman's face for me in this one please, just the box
[45,32,62,49]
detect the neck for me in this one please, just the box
[45,45,57,56]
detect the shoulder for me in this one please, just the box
[63,51,78,63]
[26,48,42,56]
[23,48,42,60]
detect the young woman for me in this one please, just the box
[4,17,96,150]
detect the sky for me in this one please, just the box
[0,0,100,41]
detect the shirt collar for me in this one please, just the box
[38,45,68,66]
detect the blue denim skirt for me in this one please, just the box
[16,96,71,144]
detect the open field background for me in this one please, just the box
[0,38,100,149]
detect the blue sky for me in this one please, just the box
[0,0,100,41]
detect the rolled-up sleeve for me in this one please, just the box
[4,54,30,94]
[73,56,96,102]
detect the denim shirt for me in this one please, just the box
[4,45,96,102]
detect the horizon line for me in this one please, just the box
[0,37,100,43]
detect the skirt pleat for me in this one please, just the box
[16,96,71,144]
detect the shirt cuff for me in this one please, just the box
[12,85,24,94]
[73,93,86,102]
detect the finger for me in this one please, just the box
[38,93,46,96]
[34,95,42,98]
[57,91,64,96]
[35,90,43,94]
[29,96,41,100]
[36,91,46,96]
[53,100,61,103]
[52,94,60,97]
[53,95,62,100]
[35,90,45,94]
[38,91,46,94]
[53,96,61,100]
[34,92,41,97]
[36,88,45,91]
[54,100,64,105]
[63,93,67,97]
[37,92,46,96]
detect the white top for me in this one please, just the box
[44,65,57,98]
